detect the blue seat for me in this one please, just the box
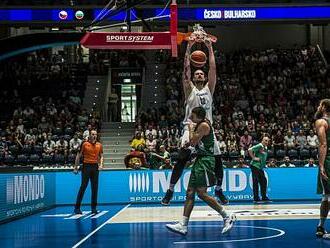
[67,154,76,164]
[33,145,43,155]
[9,145,19,156]
[42,154,53,165]
[267,150,274,159]
[54,154,65,164]
[4,154,15,165]
[16,154,28,165]
[299,149,310,160]
[275,149,286,159]
[288,149,298,159]
[29,154,40,164]
[229,151,239,161]
[65,127,74,135]
[22,145,33,155]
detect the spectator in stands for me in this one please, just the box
[159,115,169,129]
[122,105,130,122]
[169,125,179,139]
[145,134,157,153]
[43,134,55,156]
[108,88,118,122]
[24,129,36,146]
[23,106,35,119]
[227,133,238,152]
[16,118,25,134]
[55,136,68,157]
[307,129,319,149]
[217,135,227,154]
[279,156,295,167]
[0,135,9,158]
[272,130,285,152]
[246,114,256,132]
[38,116,51,133]
[69,133,82,155]
[296,130,307,150]
[233,156,249,168]
[304,158,317,167]
[83,124,92,141]
[239,130,253,157]
[145,125,157,139]
[267,158,277,168]
[284,131,296,150]
[130,132,145,151]
[149,145,170,169]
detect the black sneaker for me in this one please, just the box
[253,198,261,204]
[74,208,82,215]
[316,226,326,238]
[91,209,99,214]
[215,189,229,205]
[161,189,174,205]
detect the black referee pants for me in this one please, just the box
[250,165,267,200]
[75,163,99,210]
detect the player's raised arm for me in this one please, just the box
[205,38,216,95]
[182,40,195,100]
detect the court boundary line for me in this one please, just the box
[72,203,131,248]
[173,225,285,244]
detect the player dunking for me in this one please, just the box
[161,28,228,205]
[315,99,330,239]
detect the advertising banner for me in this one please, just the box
[81,32,172,50]
[56,168,320,204]
[0,172,55,222]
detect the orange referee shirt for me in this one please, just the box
[81,141,103,164]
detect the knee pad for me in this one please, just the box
[322,195,330,202]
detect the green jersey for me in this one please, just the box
[196,122,214,157]
[249,143,268,169]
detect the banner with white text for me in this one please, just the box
[0,173,55,222]
[55,168,320,204]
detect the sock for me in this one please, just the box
[182,216,189,226]
[319,217,326,227]
[169,184,175,191]
[215,186,221,191]
[219,209,229,219]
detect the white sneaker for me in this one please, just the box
[323,233,330,239]
[221,213,236,234]
[166,222,188,235]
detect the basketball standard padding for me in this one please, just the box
[190,50,207,68]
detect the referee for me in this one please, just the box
[74,129,104,214]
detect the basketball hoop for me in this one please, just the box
[80,0,178,57]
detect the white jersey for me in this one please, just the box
[183,85,213,125]
[180,85,220,155]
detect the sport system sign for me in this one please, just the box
[106,35,154,43]
[81,32,172,50]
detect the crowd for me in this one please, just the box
[0,49,100,166]
[130,45,329,169]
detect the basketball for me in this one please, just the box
[190,50,207,68]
